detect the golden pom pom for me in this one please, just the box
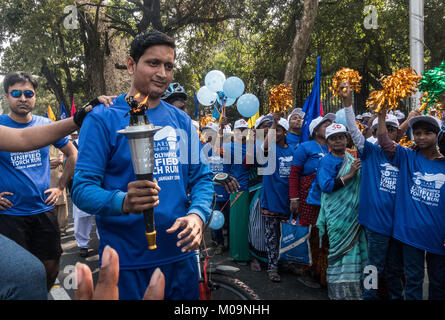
[199,114,215,129]
[399,136,415,148]
[329,68,362,98]
[366,68,422,113]
[268,84,294,113]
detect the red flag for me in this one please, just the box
[71,96,76,116]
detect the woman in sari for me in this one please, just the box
[316,123,367,300]
[289,113,335,287]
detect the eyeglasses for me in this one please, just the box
[9,90,35,99]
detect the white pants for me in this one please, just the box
[73,204,99,249]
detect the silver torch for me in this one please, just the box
[118,94,161,250]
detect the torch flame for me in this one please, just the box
[139,95,149,107]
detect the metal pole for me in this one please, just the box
[409,0,424,110]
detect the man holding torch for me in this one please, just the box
[71,29,214,300]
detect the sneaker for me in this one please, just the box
[79,248,89,258]
[214,244,225,255]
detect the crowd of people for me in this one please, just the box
[0,28,444,301]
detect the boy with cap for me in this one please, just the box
[341,82,410,299]
[378,109,445,300]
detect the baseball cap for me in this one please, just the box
[255,114,273,129]
[395,110,405,120]
[362,112,372,118]
[371,114,399,131]
[277,118,289,131]
[309,113,336,137]
[202,122,219,132]
[234,119,249,129]
[325,123,348,140]
[356,115,363,120]
[408,115,442,131]
[287,108,305,121]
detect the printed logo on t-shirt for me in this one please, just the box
[278,156,292,178]
[379,162,399,194]
[153,126,180,181]
[10,150,42,170]
[410,172,445,207]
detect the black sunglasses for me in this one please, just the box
[9,90,35,99]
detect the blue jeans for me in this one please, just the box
[386,239,425,300]
[426,252,445,300]
[362,227,393,300]
[0,234,47,300]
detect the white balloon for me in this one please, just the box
[205,70,226,92]
[197,86,217,106]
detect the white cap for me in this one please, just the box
[255,114,273,129]
[325,123,348,140]
[223,124,233,136]
[234,119,249,129]
[309,113,336,137]
[362,112,372,118]
[277,118,289,131]
[395,110,405,120]
[371,114,399,131]
[191,120,199,131]
[254,115,265,129]
[408,115,442,130]
[356,114,363,120]
[202,122,219,132]
[287,108,305,122]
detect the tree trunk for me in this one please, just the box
[40,58,67,113]
[77,3,107,97]
[283,0,319,91]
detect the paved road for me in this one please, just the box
[49,197,328,300]
[49,197,428,300]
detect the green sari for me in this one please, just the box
[316,152,368,300]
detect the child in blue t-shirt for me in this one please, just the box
[378,109,445,300]
[260,113,293,282]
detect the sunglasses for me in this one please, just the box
[9,90,35,99]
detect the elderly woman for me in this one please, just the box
[315,123,366,300]
[288,113,335,288]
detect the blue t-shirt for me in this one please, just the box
[261,144,293,215]
[73,94,213,269]
[316,153,344,194]
[292,140,328,176]
[228,142,249,191]
[201,143,229,201]
[293,140,328,205]
[0,115,68,215]
[390,146,445,255]
[286,132,302,150]
[357,141,398,236]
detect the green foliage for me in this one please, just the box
[1,0,444,124]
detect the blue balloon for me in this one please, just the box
[223,76,245,99]
[209,210,225,230]
[216,91,236,107]
[237,93,259,118]
[335,108,347,127]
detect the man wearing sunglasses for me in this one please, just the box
[0,71,79,292]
